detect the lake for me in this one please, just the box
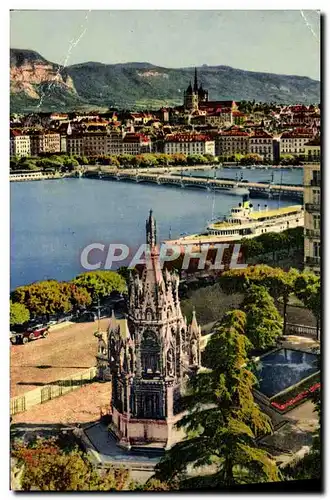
[10,175,295,290]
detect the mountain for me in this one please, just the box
[10,49,320,112]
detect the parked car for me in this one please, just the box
[77,307,110,322]
[57,313,74,323]
[10,325,49,345]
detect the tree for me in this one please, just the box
[72,271,127,300]
[60,282,92,312]
[11,281,92,318]
[12,439,131,491]
[219,265,300,335]
[241,285,283,351]
[294,272,321,340]
[154,311,279,488]
[11,281,72,318]
[240,154,263,166]
[10,300,30,327]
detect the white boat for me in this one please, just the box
[165,196,304,247]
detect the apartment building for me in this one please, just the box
[164,133,215,156]
[83,132,108,157]
[280,129,313,157]
[303,137,321,163]
[248,129,274,162]
[66,134,84,156]
[122,133,151,155]
[29,131,61,155]
[215,128,249,157]
[204,108,233,127]
[10,130,31,157]
[304,164,321,274]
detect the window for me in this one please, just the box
[313,214,321,230]
[313,241,320,258]
[312,189,320,204]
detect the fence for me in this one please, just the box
[10,367,97,416]
[286,322,319,339]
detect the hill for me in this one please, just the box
[10,49,320,112]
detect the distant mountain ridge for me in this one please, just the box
[10,48,320,112]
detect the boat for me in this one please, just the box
[164,195,304,248]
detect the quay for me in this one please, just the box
[89,169,304,201]
[9,171,76,182]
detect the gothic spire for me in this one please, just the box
[193,67,198,93]
[146,209,157,248]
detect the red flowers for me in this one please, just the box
[271,382,320,411]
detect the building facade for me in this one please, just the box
[249,130,274,162]
[95,212,201,450]
[29,132,61,155]
[215,128,249,158]
[304,164,321,274]
[10,131,31,157]
[164,133,215,156]
[122,133,151,155]
[280,129,313,157]
[303,137,321,163]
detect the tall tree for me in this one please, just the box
[155,311,279,488]
[219,265,300,335]
[241,285,283,351]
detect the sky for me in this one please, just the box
[10,10,320,80]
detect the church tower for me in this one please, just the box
[183,67,208,110]
[97,212,201,450]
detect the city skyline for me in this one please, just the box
[10,10,320,80]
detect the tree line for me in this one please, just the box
[10,270,127,327]
[10,151,305,172]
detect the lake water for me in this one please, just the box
[11,175,295,290]
[254,348,319,398]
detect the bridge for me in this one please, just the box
[91,170,303,201]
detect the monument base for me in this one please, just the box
[110,407,186,451]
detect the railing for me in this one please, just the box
[310,179,321,187]
[305,228,321,239]
[305,203,320,212]
[10,366,97,416]
[286,322,319,339]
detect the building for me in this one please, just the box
[215,127,249,158]
[10,130,31,157]
[304,164,321,274]
[95,211,201,450]
[66,134,84,156]
[164,133,215,156]
[122,133,151,155]
[279,129,314,158]
[249,129,274,162]
[183,68,208,111]
[303,137,321,163]
[29,131,61,155]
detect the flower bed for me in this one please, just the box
[271,382,320,412]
